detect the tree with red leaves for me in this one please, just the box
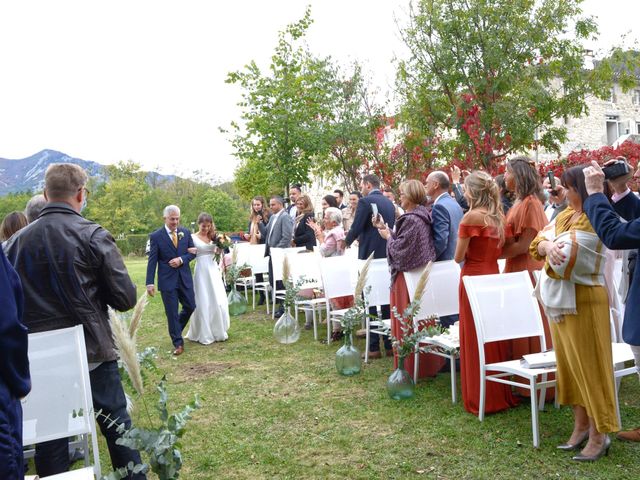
[395,0,640,175]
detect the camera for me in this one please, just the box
[602,159,630,180]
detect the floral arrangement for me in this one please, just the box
[213,233,232,264]
[224,246,249,285]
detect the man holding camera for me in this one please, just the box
[584,157,640,443]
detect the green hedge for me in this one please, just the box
[115,234,149,257]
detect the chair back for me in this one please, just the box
[463,271,546,347]
[319,255,358,300]
[270,247,305,282]
[362,258,391,309]
[247,244,269,274]
[288,250,323,289]
[22,325,101,478]
[404,260,460,320]
[232,242,252,267]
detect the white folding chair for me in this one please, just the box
[232,242,253,301]
[287,250,327,333]
[463,271,555,448]
[270,247,305,318]
[406,260,461,402]
[363,258,392,361]
[248,245,271,312]
[319,255,359,342]
[23,325,101,479]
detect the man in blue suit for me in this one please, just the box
[0,248,30,480]
[345,174,396,358]
[583,159,640,443]
[146,205,196,355]
[426,171,464,328]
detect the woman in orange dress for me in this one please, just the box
[501,156,552,364]
[456,171,518,415]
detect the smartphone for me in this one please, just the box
[546,171,558,196]
[603,160,630,180]
[371,203,378,218]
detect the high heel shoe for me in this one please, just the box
[572,435,611,462]
[556,430,589,451]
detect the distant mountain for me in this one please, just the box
[0,150,174,196]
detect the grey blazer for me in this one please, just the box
[265,211,294,255]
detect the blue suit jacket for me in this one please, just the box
[432,194,464,261]
[584,192,640,345]
[345,190,395,259]
[145,226,196,291]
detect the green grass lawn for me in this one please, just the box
[117,258,639,479]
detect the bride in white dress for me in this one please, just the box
[185,213,230,344]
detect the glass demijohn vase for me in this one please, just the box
[387,357,415,400]
[335,334,361,376]
[273,310,301,344]
[227,289,248,316]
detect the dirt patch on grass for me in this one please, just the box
[180,361,237,381]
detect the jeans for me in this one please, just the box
[35,361,146,479]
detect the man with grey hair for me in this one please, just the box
[24,193,47,223]
[146,205,196,356]
[425,170,463,328]
[5,163,145,478]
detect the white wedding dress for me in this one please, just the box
[186,235,230,344]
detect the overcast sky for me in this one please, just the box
[0,0,638,181]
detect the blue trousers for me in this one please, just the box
[34,361,146,479]
[160,279,196,348]
[0,383,23,480]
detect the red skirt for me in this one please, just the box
[391,272,446,379]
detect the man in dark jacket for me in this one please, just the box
[583,159,640,443]
[345,174,396,358]
[5,163,145,479]
[0,248,30,480]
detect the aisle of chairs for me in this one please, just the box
[22,246,639,480]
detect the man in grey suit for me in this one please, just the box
[425,171,464,328]
[265,195,294,317]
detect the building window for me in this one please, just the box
[610,87,617,104]
[606,115,620,145]
[637,122,640,134]
[633,90,640,106]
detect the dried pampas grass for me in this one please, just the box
[110,307,144,396]
[231,245,238,265]
[282,255,291,283]
[128,292,148,338]
[354,252,374,299]
[413,261,432,305]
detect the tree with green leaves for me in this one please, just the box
[201,189,246,232]
[225,7,335,200]
[396,0,640,171]
[313,63,387,193]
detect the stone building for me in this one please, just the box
[539,68,640,161]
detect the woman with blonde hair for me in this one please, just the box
[455,171,518,415]
[292,194,316,251]
[244,196,268,245]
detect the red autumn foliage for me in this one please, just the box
[538,142,640,178]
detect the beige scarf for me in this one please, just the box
[534,224,606,322]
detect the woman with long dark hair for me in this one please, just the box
[531,165,618,461]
